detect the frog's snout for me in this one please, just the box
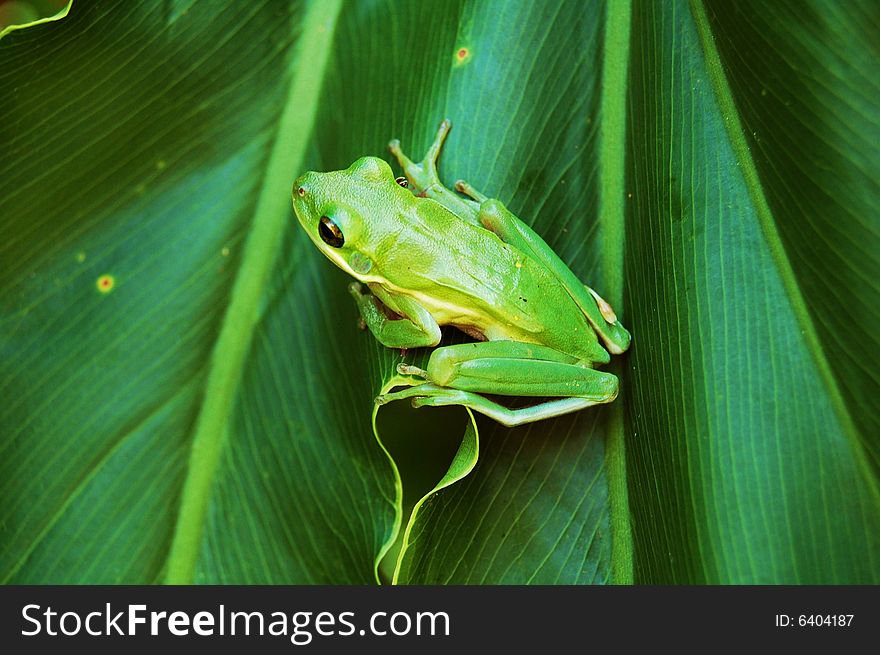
[293,172,315,200]
[292,173,317,230]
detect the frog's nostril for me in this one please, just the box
[293,173,311,197]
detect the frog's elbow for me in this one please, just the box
[602,328,631,355]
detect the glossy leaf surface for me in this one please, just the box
[1,0,876,584]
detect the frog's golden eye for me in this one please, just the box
[319,216,344,248]
[395,176,408,189]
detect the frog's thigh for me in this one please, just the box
[424,341,618,400]
[477,199,632,354]
[475,199,573,284]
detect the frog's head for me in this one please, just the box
[292,156,405,280]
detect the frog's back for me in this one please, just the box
[381,202,610,364]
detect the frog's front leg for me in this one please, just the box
[375,341,619,427]
[349,282,441,349]
[388,119,481,225]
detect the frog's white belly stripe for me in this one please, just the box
[328,250,469,313]
[382,278,481,324]
[325,249,533,341]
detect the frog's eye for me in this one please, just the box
[319,216,344,248]
[395,176,408,189]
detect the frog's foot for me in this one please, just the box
[454,179,488,203]
[375,382,443,406]
[375,383,612,427]
[388,119,451,196]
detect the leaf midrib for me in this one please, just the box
[689,0,879,501]
[163,0,345,584]
[599,0,634,584]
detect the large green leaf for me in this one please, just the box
[1,0,877,584]
[623,0,879,583]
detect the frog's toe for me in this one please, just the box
[454,179,487,202]
[397,363,428,378]
[375,392,405,406]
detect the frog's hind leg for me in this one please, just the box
[386,386,608,427]
[375,341,619,427]
[477,199,631,353]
